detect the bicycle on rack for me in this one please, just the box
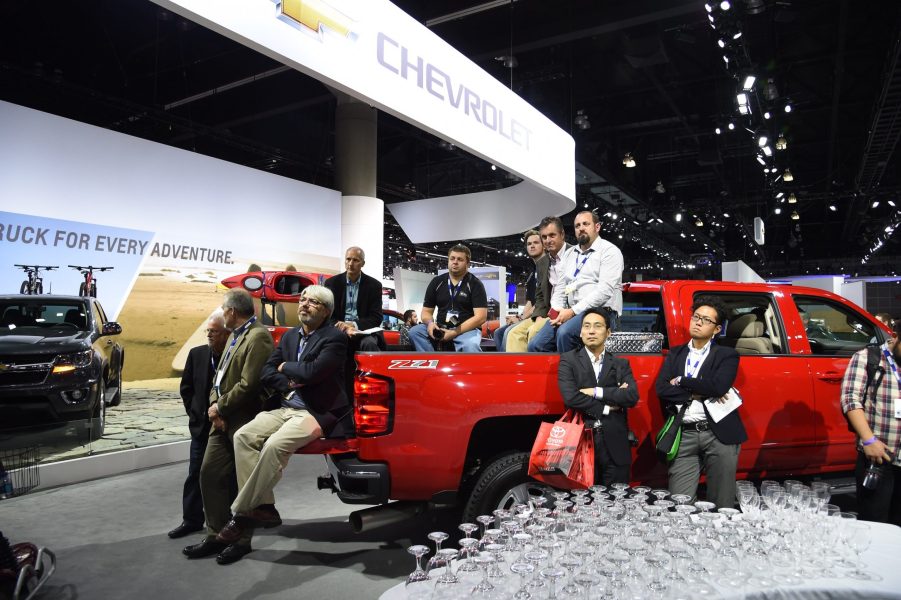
[68,265,114,298]
[13,265,57,295]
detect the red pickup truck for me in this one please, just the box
[301,280,890,527]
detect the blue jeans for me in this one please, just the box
[493,323,514,351]
[409,323,482,352]
[527,310,619,353]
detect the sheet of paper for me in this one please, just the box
[352,326,384,335]
[705,387,742,423]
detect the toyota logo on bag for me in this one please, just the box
[550,426,566,439]
[546,425,567,448]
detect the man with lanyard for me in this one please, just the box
[494,229,545,351]
[323,246,384,352]
[213,285,352,560]
[841,318,901,525]
[168,310,231,539]
[530,210,623,353]
[183,289,273,564]
[655,296,745,509]
[408,244,488,352]
[558,308,638,485]
[512,216,570,352]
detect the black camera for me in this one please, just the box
[432,314,460,340]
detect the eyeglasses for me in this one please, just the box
[691,314,718,327]
[299,297,324,308]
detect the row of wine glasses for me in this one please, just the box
[402,480,882,599]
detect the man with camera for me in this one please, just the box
[408,244,487,352]
[840,318,901,525]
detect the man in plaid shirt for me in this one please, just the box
[840,318,901,525]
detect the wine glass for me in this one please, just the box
[458,537,481,572]
[539,566,567,599]
[476,514,495,540]
[651,488,670,501]
[434,548,460,586]
[645,549,671,592]
[426,531,450,574]
[671,494,692,505]
[510,560,535,599]
[472,551,496,594]
[558,553,583,595]
[845,523,882,581]
[405,544,431,590]
[694,500,716,513]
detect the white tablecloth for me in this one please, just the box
[379,521,901,600]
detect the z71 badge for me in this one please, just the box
[387,359,439,370]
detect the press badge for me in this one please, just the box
[895,403,901,419]
[215,369,224,388]
[564,284,576,295]
[446,310,460,321]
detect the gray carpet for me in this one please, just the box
[0,455,459,599]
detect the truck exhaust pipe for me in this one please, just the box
[349,501,427,533]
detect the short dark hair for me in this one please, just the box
[448,244,471,261]
[522,229,540,244]
[538,216,564,233]
[403,309,416,323]
[691,295,727,326]
[582,307,613,331]
[576,210,600,225]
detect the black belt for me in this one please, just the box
[681,420,710,432]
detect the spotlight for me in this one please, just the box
[723,212,730,217]
[784,102,793,113]
[741,74,756,91]
[783,168,794,182]
[828,204,837,212]
[872,200,880,208]
[727,122,735,130]
[775,207,782,215]
[788,193,797,204]
[695,217,704,227]
[720,0,731,10]
[655,181,666,194]
[715,126,722,135]
[763,111,772,120]
[622,152,636,168]
[490,164,497,171]
[757,133,768,147]
[762,145,773,157]
[775,135,787,150]
[675,212,683,223]
[756,154,766,165]
[791,210,800,220]
[889,200,897,207]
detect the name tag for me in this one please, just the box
[564,284,575,295]
[215,369,224,388]
[895,403,901,419]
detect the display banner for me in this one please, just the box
[149,0,576,239]
[0,101,342,381]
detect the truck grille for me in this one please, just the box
[0,355,53,386]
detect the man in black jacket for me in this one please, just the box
[655,296,745,509]
[168,311,231,539]
[323,246,384,352]
[214,285,351,560]
[558,308,638,485]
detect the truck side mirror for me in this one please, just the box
[101,322,122,336]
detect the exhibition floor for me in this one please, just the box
[0,455,456,600]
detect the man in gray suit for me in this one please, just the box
[182,289,273,565]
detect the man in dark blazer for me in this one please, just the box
[214,284,351,560]
[655,295,745,509]
[182,289,273,565]
[168,311,231,539]
[558,308,639,485]
[323,246,384,352]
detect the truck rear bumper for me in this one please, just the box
[322,454,390,505]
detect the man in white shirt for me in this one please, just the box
[530,210,624,352]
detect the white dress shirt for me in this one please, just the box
[551,237,624,315]
[681,339,713,423]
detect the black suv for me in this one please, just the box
[0,295,124,440]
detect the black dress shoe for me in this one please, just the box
[216,519,245,544]
[216,544,252,565]
[168,522,204,539]
[183,538,228,559]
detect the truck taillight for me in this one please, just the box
[354,373,394,436]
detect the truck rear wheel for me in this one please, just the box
[462,452,553,522]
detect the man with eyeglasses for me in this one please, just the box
[168,310,231,539]
[183,289,273,564]
[212,285,352,563]
[655,296,745,509]
[558,308,638,485]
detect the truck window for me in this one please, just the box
[793,295,881,356]
[620,290,667,349]
[698,292,786,355]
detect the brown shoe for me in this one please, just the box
[215,519,245,544]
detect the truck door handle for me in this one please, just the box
[817,371,843,383]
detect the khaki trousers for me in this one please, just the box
[231,407,322,517]
[505,317,548,352]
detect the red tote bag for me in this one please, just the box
[527,410,595,490]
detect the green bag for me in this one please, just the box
[655,403,689,462]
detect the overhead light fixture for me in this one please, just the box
[490,164,497,171]
[715,126,722,135]
[872,200,880,208]
[720,1,731,10]
[791,210,800,220]
[889,199,897,207]
[775,207,782,215]
[741,74,756,91]
[756,154,766,165]
[763,111,772,120]
[788,192,797,204]
[723,212,730,217]
[783,168,794,182]
[775,134,787,150]
[762,145,773,157]
[574,109,591,130]
[680,232,687,238]
[757,132,768,147]
[655,181,666,194]
[727,122,735,130]
[784,102,793,113]
[675,211,683,223]
[775,192,784,199]
[622,152,636,168]
[828,204,837,212]
[695,217,704,227]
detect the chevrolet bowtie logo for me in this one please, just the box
[278,0,354,38]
